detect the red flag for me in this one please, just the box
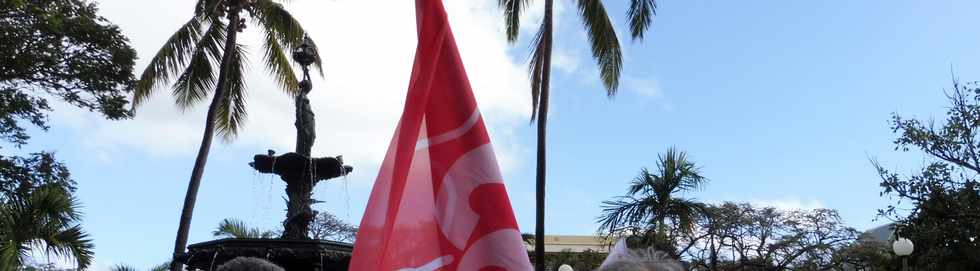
[350,1,532,270]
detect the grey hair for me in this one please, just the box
[215,257,285,271]
[597,247,684,271]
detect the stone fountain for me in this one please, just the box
[177,36,354,271]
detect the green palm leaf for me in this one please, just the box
[111,265,139,271]
[132,17,204,108]
[0,186,93,270]
[528,26,548,122]
[214,45,248,140]
[576,0,623,95]
[498,0,530,42]
[252,0,321,76]
[173,18,227,109]
[213,218,276,239]
[627,0,657,40]
[260,27,300,95]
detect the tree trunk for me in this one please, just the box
[534,1,554,270]
[169,10,241,271]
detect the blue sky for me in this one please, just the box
[23,0,980,269]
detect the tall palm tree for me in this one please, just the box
[597,148,707,250]
[0,185,93,270]
[497,1,658,269]
[130,1,321,270]
[212,218,277,239]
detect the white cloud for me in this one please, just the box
[622,76,672,111]
[55,0,532,173]
[625,77,664,99]
[552,49,582,75]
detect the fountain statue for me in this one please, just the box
[177,36,354,270]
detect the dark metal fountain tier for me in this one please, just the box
[177,239,352,270]
[179,36,354,270]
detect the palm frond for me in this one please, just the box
[215,45,249,139]
[576,0,623,95]
[195,0,223,16]
[213,218,250,238]
[252,0,322,75]
[173,18,227,109]
[668,198,705,233]
[597,196,655,236]
[627,0,657,40]
[110,265,139,271]
[628,167,655,195]
[260,27,300,95]
[0,205,26,271]
[133,17,204,109]
[213,218,274,239]
[150,261,172,271]
[498,0,529,43]
[0,186,92,270]
[29,185,80,227]
[528,24,548,122]
[46,225,94,269]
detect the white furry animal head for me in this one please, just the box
[215,257,285,271]
[597,239,684,271]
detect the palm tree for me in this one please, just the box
[497,1,658,269]
[130,1,320,270]
[212,218,277,239]
[597,148,707,251]
[110,261,170,271]
[0,185,93,270]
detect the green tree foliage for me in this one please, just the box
[110,261,170,271]
[873,79,980,270]
[597,148,707,255]
[675,203,869,270]
[212,211,356,242]
[0,184,93,271]
[831,235,893,271]
[212,218,277,239]
[0,0,136,131]
[308,212,357,242]
[0,0,136,269]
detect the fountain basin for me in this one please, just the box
[177,238,352,270]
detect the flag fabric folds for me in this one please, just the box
[349,1,532,270]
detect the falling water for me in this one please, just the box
[319,251,325,270]
[208,250,220,271]
[342,173,351,221]
[269,156,279,219]
[335,159,352,221]
[255,170,261,224]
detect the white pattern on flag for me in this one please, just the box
[415,109,481,150]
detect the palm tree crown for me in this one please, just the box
[598,148,707,244]
[0,185,93,270]
[132,0,321,138]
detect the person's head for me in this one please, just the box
[215,257,284,271]
[597,240,684,271]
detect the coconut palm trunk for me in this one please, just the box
[533,1,554,270]
[169,8,241,271]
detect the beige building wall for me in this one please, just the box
[524,235,612,253]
